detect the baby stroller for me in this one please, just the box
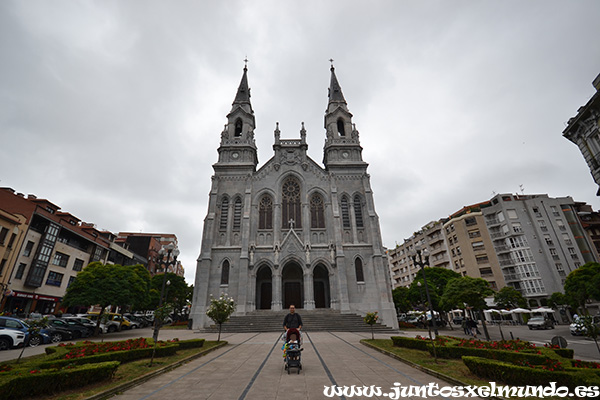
[283,328,302,374]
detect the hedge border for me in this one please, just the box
[0,361,120,400]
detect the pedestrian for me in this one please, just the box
[283,305,303,343]
[461,318,469,335]
[466,318,478,338]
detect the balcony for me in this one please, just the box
[486,218,501,226]
[494,244,511,253]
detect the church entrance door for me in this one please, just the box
[313,264,330,308]
[282,262,303,309]
[256,266,272,310]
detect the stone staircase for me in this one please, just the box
[200,309,397,333]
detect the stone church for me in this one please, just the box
[191,65,398,330]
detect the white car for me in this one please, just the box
[570,316,600,336]
[0,328,26,350]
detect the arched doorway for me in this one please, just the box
[313,264,330,308]
[255,266,272,310]
[282,262,304,309]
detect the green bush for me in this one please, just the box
[0,361,119,400]
[553,348,574,359]
[462,356,600,389]
[176,338,205,350]
[391,336,431,351]
[427,344,550,364]
[36,343,178,369]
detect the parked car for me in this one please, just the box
[62,316,97,331]
[123,314,148,328]
[0,328,26,350]
[34,325,73,345]
[84,313,121,333]
[570,316,600,336]
[1,316,52,347]
[47,318,92,338]
[527,316,554,330]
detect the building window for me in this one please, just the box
[282,177,302,229]
[562,233,572,245]
[512,222,523,233]
[476,255,489,264]
[341,195,351,228]
[468,230,481,239]
[355,258,365,282]
[479,268,493,277]
[550,206,560,216]
[0,259,5,276]
[219,197,229,231]
[258,195,273,230]
[15,263,26,279]
[465,216,477,226]
[533,207,542,218]
[23,241,34,257]
[507,209,518,219]
[67,276,76,287]
[471,241,484,250]
[221,260,230,285]
[52,252,69,268]
[73,258,84,272]
[544,235,553,246]
[538,220,548,232]
[46,271,64,287]
[0,228,8,245]
[310,193,325,229]
[354,195,364,228]
[556,219,566,231]
[233,197,242,231]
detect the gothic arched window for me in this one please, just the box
[282,177,302,229]
[221,260,230,285]
[354,195,364,228]
[310,193,325,229]
[219,197,229,231]
[234,119,243,137]
[337,119,345,137]
[258,195,273,230]
[233,197,242,231]
[355,257,364,282]
[340,195,351,228]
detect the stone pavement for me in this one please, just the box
[110,330,483,400]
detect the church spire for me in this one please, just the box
[231,63,253,114]
[327,63,348,114]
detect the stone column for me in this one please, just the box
[272,268,283,311]
[304,269,315,310]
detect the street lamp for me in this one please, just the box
[152,243,179,342]
[410,246,438,336]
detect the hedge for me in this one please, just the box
[176,338,205,350]
[36,342,178,369]
[553,348,574,359]
[462,356,600,389]
[427,344,550,364]
[0,361,120,400]
[391,336,430,351]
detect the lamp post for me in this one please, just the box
[152,243,179,342]
[410,246,438,336]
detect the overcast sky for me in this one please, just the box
[2,1,600,284]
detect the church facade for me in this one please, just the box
[191,65,398,330]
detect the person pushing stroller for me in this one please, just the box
[283,305,303,344]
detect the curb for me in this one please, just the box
[360,340,505,400]
[86,341,228,400]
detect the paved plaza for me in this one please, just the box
[109,330,478,400]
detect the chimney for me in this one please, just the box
[16,193,25,198]
[27,194,37,199]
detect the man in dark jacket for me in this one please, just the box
[283,305,303,342]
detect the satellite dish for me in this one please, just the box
[551,336,568,349]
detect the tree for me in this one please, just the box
[392,287,411,314]
[150,273,193,320]
[206,294,236,342]
[441,276,493,311]
[564,262,600,312]
[408,267,461,311]
[62,262,151,335]
[494,286,527,309]
[364,312,379,340]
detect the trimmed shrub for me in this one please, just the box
[553,348,574,359]
[176,339,205,350]
[462,356,600,389]
[0,361,119,400]
[428,344,549,364]
[391,336,430,351]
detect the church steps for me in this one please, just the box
[198,309,397,333]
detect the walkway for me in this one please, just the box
[111,331,480,400]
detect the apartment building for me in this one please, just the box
[388,220,450,288]
[116,232,184,276]
[444,203,505,291]
[482,194,594,302]
[563,72,600,195]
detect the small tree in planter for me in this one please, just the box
[206,294,236,342]
[364,311,379,340]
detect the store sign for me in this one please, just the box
[11,291,60,302]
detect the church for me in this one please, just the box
[190,64,398,330]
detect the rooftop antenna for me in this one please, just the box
[519,184,525,195]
